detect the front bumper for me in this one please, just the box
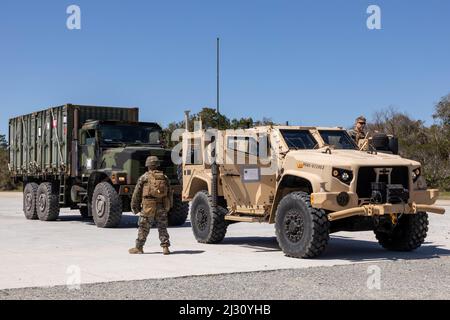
[311,189,445,221]
[118,185,135,196]
[327,202,445,221]
[117,184,182,196]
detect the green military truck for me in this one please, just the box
[8,104,188,228]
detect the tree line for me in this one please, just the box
[1,94,449,191]
[367,95,449,191]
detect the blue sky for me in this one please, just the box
[1,0,450,135]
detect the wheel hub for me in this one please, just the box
[38,194,47,212]
[25,193,33,211]
[196,206,208,231]
[96,195,107,218]
[284,210,304,243]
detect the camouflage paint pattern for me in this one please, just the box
[9,104,139,177]
[81,147,177,185]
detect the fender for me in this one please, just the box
[183,172,212,200]
[269,171,323,223]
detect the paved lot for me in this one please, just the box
[0,192,449,292]
[3,257,450,300]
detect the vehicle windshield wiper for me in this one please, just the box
[314,143,331,149]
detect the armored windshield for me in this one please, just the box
[319,130,357,150]
[99,125,162,146]
[280,130,317,149]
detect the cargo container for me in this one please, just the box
[9,104,188,227]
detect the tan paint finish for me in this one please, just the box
[182,125,444,223]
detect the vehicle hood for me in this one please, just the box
[99,146,175,183]
[285,149,421,167]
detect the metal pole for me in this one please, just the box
[216,38,220,129]
[216,37,220,114]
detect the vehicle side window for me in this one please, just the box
[280,130,317,149]
[185,138,203,165]
[81,130,96,145]
[227,136,265,157]
[148,130,161,145]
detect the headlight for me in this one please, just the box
[332,168,353,185]
[111,172,128,184]
[341,172,350,181]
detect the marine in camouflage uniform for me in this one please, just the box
[129,156,172,255]
[348,115,367,146]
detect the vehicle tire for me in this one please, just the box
[36,182,60,221]
[23,182,39,220]
[92,182,123,228]
[176,164,183,184]
[374,212,428,251]
[168,194,189,226]
[190,190,228,243]
[275,191,329,258]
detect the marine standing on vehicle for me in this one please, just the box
[349,115,367,145]
[129,156,171,255]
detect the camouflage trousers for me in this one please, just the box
[136,208,170,249]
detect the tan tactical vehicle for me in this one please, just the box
[181,118,445,258]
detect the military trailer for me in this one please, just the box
[9,104,188,228]
[181,119,445,258]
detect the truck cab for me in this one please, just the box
[76,120,182,226]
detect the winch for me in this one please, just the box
[371,182,409,204]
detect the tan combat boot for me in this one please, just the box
[129,247,144,254]
[162,246,170,255]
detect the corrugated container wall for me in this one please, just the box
[9,104,138,178]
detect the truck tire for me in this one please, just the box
[23,182,39,220]
[168,194,189,226]
[36,182,60,221]
[275,192,329,258]
[92,182,123,228]
[374,212,428,251]
[190,190,228,243]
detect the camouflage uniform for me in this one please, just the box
[129,156,171,254]
[349,115,367,145]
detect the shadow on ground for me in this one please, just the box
[222,236,281,252]
[324,235,450,262]
[57,213,191,229]
[221,235,450,262]
[143,250,205,255]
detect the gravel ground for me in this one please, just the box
[2,256,450,300]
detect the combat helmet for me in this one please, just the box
[145,156,161,168]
